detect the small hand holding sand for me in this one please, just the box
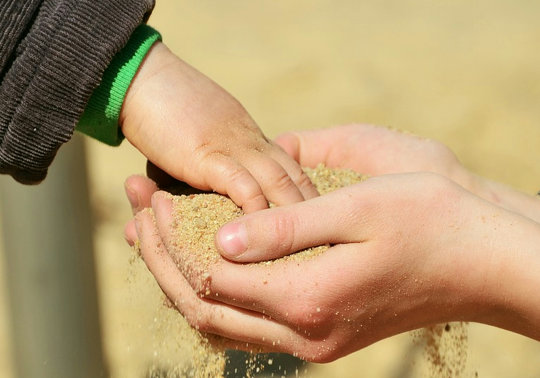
[120,42,318,213]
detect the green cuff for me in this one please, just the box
[76,24,162,146]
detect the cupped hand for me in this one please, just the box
[274,124,540,222]
[120,42,318,213]
[275,124,477,193]
[127,172,540,361]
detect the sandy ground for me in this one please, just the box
[1,0,540,376]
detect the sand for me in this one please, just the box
[1,2,538,376]
[169,164,366,281]
[136,164,470,377]
[412,323,469,378]
[138,164,366,376]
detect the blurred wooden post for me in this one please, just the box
[0,134,107,377]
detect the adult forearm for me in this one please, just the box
[474,175,540,223]
[475,214,540,340]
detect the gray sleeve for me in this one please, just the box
[0,0,155,184]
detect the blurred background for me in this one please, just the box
[1,0,540,376]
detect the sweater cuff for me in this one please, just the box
[76,24,161,146]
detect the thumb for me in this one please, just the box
[215,186,364,262]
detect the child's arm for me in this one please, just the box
[120,42,318,212]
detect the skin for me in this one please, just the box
[273,124,540,222]
[120,42,318,213]
[124,124,540,362]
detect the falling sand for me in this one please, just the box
[134,164,469,377]
[411,323,469,378]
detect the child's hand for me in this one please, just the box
[120,42,318,212]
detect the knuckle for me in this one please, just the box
[395,172,459,216]
[295,171,314,190]
[294,339,339,363]
[192,141,215,163]
[232,170,261,191]
[270,211,298,255]
[424,173,460,206]
[228,165,251,184]
[226,166,264,203]
[295,171,317,197]
[420,171,449,194]
[308,346,340,363]
[272,170,296,194]
[242,192,268,212]
[287,298,328,330]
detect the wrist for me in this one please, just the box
[473,175,540,223]
[470,212,540,340]
[119,41,174,140]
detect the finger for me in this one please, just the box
[269,143,320,200]
[206,244,357,324]
[205,257,319,319]
[135,207,204,324]
[242,152,306,206]
[148,191,175,247]
[150,190,217,290]
[148,191,309,322]
[134,208,301,352]
[148,191,279,312]
[124,219,137,246]
[215,184,372,262]
[147,192,296,318]
[198,154,268,213]
[124,175,159,215]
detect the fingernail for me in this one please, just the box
[124,234,135,247]
[125,184,139,210]
[217,222,248,259]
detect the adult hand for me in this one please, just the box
[275,124,475,191]
[274,124,540,222]
[129,173,540,361]
[120,42,318,213]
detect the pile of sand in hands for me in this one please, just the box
[136,164,364,376]
[169,164,366,288]
[137,164,468,377]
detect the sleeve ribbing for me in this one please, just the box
[76,24,161,146]
[0,0,155,184]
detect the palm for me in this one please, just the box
[276,124,463,179]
